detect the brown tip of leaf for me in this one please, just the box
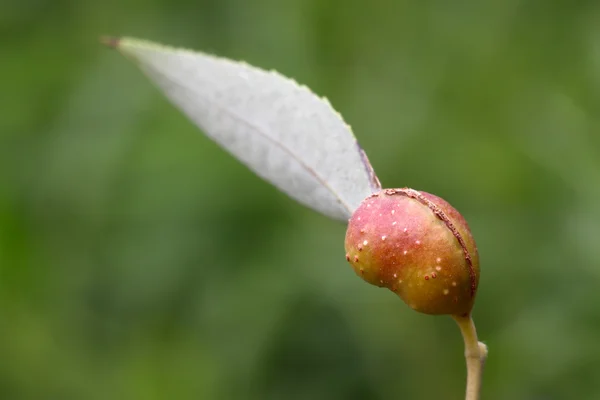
[99,36,121,48]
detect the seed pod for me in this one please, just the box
[344,188,479,316]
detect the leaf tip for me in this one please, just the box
[100,36,121,49]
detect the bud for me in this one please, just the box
[345,189,479,316]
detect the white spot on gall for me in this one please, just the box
[363,240,369,246]
[391,209,395,215]
[392,221,397,226]
[443,289,450,295]
[435,266,442,271]
[452,281,457,287]
[415,240,421,245]
[403,227,408,233]
[436,257,442,263]
[393,273,397,278]
[381,235,387,241]
[403,250,408,255]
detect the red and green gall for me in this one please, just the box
[345,189,480,316]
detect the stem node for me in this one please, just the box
[453,314,487,400]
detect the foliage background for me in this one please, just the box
[2,0,600,399]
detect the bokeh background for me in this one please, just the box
[3,0,600,399]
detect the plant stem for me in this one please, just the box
[452,314,487,400]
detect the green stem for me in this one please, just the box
[452,314,487,400]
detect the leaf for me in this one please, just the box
[105,37,381,221]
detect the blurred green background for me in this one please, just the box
[2,0,600,399]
